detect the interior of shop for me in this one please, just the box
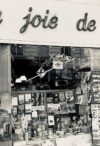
[11,45,92,146]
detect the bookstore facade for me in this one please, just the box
[0,0,100,146]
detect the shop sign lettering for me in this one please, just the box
[76,13,96,32]
[0,10,3,24]
[0,9,97,33]
[20,7,58,33]
[19,9,97,33]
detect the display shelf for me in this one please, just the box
[12,89,90,143]
[91,71,100,103]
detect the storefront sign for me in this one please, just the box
[0,0,99,47]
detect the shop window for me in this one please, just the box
[38,46,49,58]
[17,45,23,56]
[11,45,23,56]
[61,47,71,56]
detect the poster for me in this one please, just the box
[25,114,32,121]
[59,92,66,102]
[32,106,45,111]
[48,115,55,126]
[65,90,74,102]
[91,104,100,144]
[12,97,18,106]
[25,103,32,113]
[25,94,31,102]
[18,94,24,104]
[91,72,100,103]
[32,111,38,118]
[53,60,63,70]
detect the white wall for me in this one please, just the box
[0,45,11,113]
[53,0,100,5]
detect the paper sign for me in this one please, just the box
[53,60,63,70]
[25,103,32,110]
[25,94,31,102]
[48,115,55,126]
[32,106,45,111]
[32,111,38,118]
[25,114,31,121]
[91,104,100,140]
[12,97,18,106]
[18,94,24,104]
